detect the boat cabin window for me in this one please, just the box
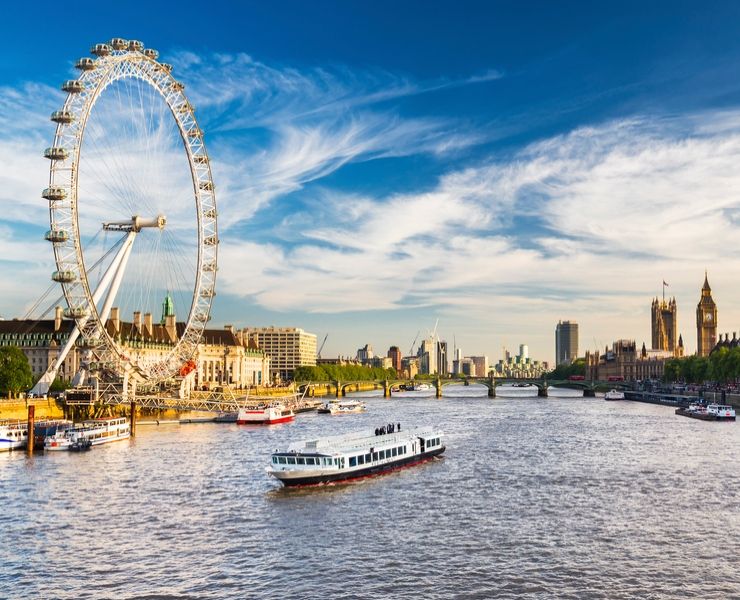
[380,450,386,459]
[287,457,296,465]
[373,451,378,461]
[349,456,357,467]
[392,448,397,457]
[272,457,278,464]
[278,457,286,464]
[358,455,365,465]
[365,453,371,463]
[297,457,305,465]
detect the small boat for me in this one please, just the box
[318,400,367,414]
[0,420,28,452]
[44,417,130,451]
[604,389,625,401]
[236,403,294,425]
[496,383,539,397]
[266,425,445,487]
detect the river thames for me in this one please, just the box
[1,386,738,599]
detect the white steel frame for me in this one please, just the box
[44,40,217,386]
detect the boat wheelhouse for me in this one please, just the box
[0,421,28,452]
[267,426,445,487]
[236,403,294,425]
[44,417,130,451]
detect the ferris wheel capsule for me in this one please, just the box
[90,43,111,56]
[109,38,128,50]
[142,48,159,60]
[61,80,84,93]
[51,110,74,123]
[128,40,144,52]
[75,58,96,71]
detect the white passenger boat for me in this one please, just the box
[317,399,367,414]
[0,420,28,452]
[236,403,294,425]
[707,404,736,420]
[496,383,539,398]
[267,425,445,487]
[44,417,130,451]
[604,389,625,401]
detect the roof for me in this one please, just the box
[0,319,74,336]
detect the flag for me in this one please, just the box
[663,280,669,287]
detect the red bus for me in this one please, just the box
[568,375,585,381]
[607,376,625,382]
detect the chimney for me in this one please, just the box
[165,314,177,342]
[133,311,142,334]
[54,306,63,332]
[110,307,120,334]
[224,324,234,333]
[143,313,153,338]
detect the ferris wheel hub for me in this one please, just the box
[103,214,167,232]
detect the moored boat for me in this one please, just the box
[317,399,367,414]
[604,389,625,401]
[236,403,294,425]
[496,383,539,398]
[266,425,445,487]
[0,420,28,452]
[44,417,130,451]
[676,403,736,421]
[33,419,73,448]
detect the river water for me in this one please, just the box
[1,386,738,599]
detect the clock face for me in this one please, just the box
[704,312,713,323]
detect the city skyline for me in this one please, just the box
[4,3,740,363]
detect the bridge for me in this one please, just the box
[297,377,633,398]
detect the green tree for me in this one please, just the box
[0,346,33,398]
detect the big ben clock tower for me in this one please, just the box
[696,272,718,357]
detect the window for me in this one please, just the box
[365,453,371,463]
[287,457,296,465]
[392,448,397,457]
[306,457,315,465]
[373,452,378,461]
[358,455,365,465]
[278,457,287,464]
[272,457,278,464]
[349,456,357,467]
[297,457,305,465]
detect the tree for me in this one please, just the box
[0,346,33,398]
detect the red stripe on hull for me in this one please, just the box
[284,452,443,488]
[237,415,295,425]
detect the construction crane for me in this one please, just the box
[409,331,420,356]
[317,334,328,359]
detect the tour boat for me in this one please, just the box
[317,399,367,414]
[32,419,73,449]
[604,389,625,401]
[266,425,445,487]
[676,403,736,421]
[0,420,28,452]
[44,417,130,451]
[236,403,294,425]
[496,383,539,398]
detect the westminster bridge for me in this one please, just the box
[296,377,633,399]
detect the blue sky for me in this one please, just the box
[3,1,740,363]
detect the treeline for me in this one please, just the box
[294,364,397,382]
[664,347,740,383]
[546,358,586,380]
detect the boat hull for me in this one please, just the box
[271,446,446,487]
[237,415,294,425]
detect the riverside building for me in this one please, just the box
[242,327,317,382]
[555,321,579,366]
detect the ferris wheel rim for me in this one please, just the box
[44,39,218,383]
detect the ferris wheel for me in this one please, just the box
[33,38,217,394]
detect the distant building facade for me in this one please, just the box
[696,273,718,357]
[356,344,374,362]
[387,346,402,372]
[495,345,548,378]
[652,297,678,353]
[242,327,317,381]
[584,339,669,381]
[555,321,579,366]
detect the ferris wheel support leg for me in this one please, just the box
[97,230,136,325]
[30,231,137,396]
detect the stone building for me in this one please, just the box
[651,297,678,353]
[585,339,672,381]
[696,273,718,357]
[241,327,317,382]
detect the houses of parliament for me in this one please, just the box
[651,272,718,358]
[586,274,721,380]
